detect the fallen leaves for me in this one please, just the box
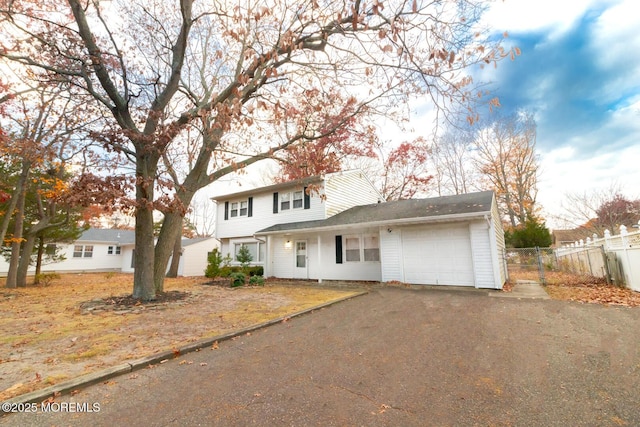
[546,284,640,307]
[509,271,640,307]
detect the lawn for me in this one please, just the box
[0,273,361,401]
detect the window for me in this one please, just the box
[293,191,303,209]
[83,245,93,258]
[233,242,265,263]
[344,235,380,263]
[345,237,361,262]
[280,193,290,210]
[227,198,251,218]
[73,245,93,258]
[73,245,83,258]
[107,246,121,255]
[363,236,380,261]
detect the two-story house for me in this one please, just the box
[213,170,507,289]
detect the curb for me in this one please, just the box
[1,290,367,412]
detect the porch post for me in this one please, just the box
[264,236,271,277]
[317,234,322,283]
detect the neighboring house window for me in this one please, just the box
[280,193,290,211]
[293,191,303,209]
[344,235,380,262]
[239,201,248,216]
[363,236,380,261]
[345,237,361,262]
[107,246,121,255]
[73,245,93,258]
[230,202,239,217]
[234,242,265,263]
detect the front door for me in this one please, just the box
[294,240,308,279]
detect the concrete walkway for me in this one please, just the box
[491,280,550,299]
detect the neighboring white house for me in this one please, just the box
[213,170,507,289]
[0,228,218,277]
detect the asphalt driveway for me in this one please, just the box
[3,287,640,426]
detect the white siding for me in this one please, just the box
[380,227,403,282]
[177,238,218,277]
[269,230,382,282]
[215,186,327,239]
[324,170,382,217]
[491,197,507,287]
[469,220,496,288]
[271,236,294,279]
[0,242,131,275]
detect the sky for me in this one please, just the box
[477,0,640,228]
[206,0,640,231]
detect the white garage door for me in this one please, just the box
[401,224,475,286]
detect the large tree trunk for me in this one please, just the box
[34,235,45,284]
[5,164,30,289]
[166,231,182,278]
[132,154,158,301]
[133,205,156,300]
[154,211,185,292]
[16,232,38,288]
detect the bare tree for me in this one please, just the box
[473,112,538,227]
[1,0,517,299]
[558,184,640,236]
[430,129,475,196]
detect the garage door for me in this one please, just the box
[401,224,475,286]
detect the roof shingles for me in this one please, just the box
[257,191,494,234]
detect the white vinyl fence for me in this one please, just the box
[555,225,640,291]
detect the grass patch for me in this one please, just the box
[0,273,362,401]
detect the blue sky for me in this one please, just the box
[479,0,640,226]
[208,0,639,230]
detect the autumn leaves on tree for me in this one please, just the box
[0,0,517,299]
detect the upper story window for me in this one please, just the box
[274,189,310,213]
[293,191,303,209]
[224,197,253,220]
[230,202,239,218]
[280,193,291,211]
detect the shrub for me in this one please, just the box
[249,275,265,286]
[204,248,223,278]
[236,245,253,273]
[229,272,246,287]
[34,273,60,286]
[219,253,234,277]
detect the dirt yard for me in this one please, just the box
[0,273,360,401]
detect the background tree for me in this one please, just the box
[473,111,538,227]
[376,139,433,200]
[558,186,640,236]
[429,129,475,196]
[505,216,552,248]
[1,0,517,300]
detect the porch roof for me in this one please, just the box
[256,191,494,235]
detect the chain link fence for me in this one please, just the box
[505,247,556,284]
[506,246,611,285]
